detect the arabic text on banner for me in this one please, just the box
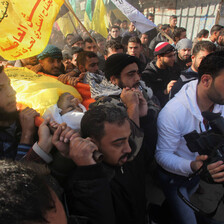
[0,0,64,60]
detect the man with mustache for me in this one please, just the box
[66,105,147,224]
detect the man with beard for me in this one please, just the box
[142,42,178,107]
[170,40,216,98]
[0,66,39,160]
[66,104,148,224]
[174,38,192,73]
[91,53,159,160]
[155,51,224,224]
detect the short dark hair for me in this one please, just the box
[0,160,55,224]
[77,51,98,67]
[198,51,224,82]
[128,36,141,45]
[139,33,148,39]
[105,40,124,56]
[148,13,154,17]
[197,29,209,38]
[161,24,169,31]
[81,105,128,141]
[192,41,216,56]
[210,24,223,35]
[170,15,177,20]
[173,27,186,40]
[84,37,96,45]
[111,25,121,31]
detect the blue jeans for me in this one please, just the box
[157,167,199,224]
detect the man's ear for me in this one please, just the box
[110,75,117,85]
[201,74,213,88]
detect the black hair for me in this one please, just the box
[197,29,209,38]
[173,27,186,40]
[104,40,124,56]
[111,25,121,31]
[161,24,169,31]
[77,51,98,68]
[210,24,223,35]
[81,105,128,141]
[170,15,177,20]
[128,36,141,45]
[198,51,224,82]
[148,13,154,17]
[0,160,55,224]
[84,37,96,44]
[192,40,216,56]
[138,33,148,39]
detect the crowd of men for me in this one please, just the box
[1,14,224,224]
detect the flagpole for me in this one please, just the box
[64,0,98,46]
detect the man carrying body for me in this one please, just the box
[0,66,39,160]
[155,51,224,224]
[66,104,148,224]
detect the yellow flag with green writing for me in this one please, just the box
[0,0,64,61]
[92,0,108,38]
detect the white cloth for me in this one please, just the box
[43,104,86,131]
[155,80,224,176]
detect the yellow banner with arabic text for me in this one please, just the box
[0,0,64,60]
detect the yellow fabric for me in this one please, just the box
[92,0,108,38]
[0,0,64,60]
[56,11,79,37]
[5,67,82,116]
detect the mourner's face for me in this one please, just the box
[85,56,99,74]
[84,42,97,54]
[161,51,176,67]
[178,48,191,60]
[39,57,62,76]
[111,62,140,89]
[207,71,224,105]
[97,119,132,166]
[127,42,141,58]
[192,50,210,72]
[0,71,17,114]
[111,28,120,38]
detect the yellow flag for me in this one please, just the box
[92,0,108,38]
[56,11,78,37]
[0,0,64,61]
[5,67,82,116]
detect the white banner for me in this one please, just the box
[111,0,156,33]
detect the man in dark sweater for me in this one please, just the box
[142,42,178,107]
[174,38,192,74]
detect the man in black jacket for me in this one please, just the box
[66,105,148,224]
[142,42,178,107]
